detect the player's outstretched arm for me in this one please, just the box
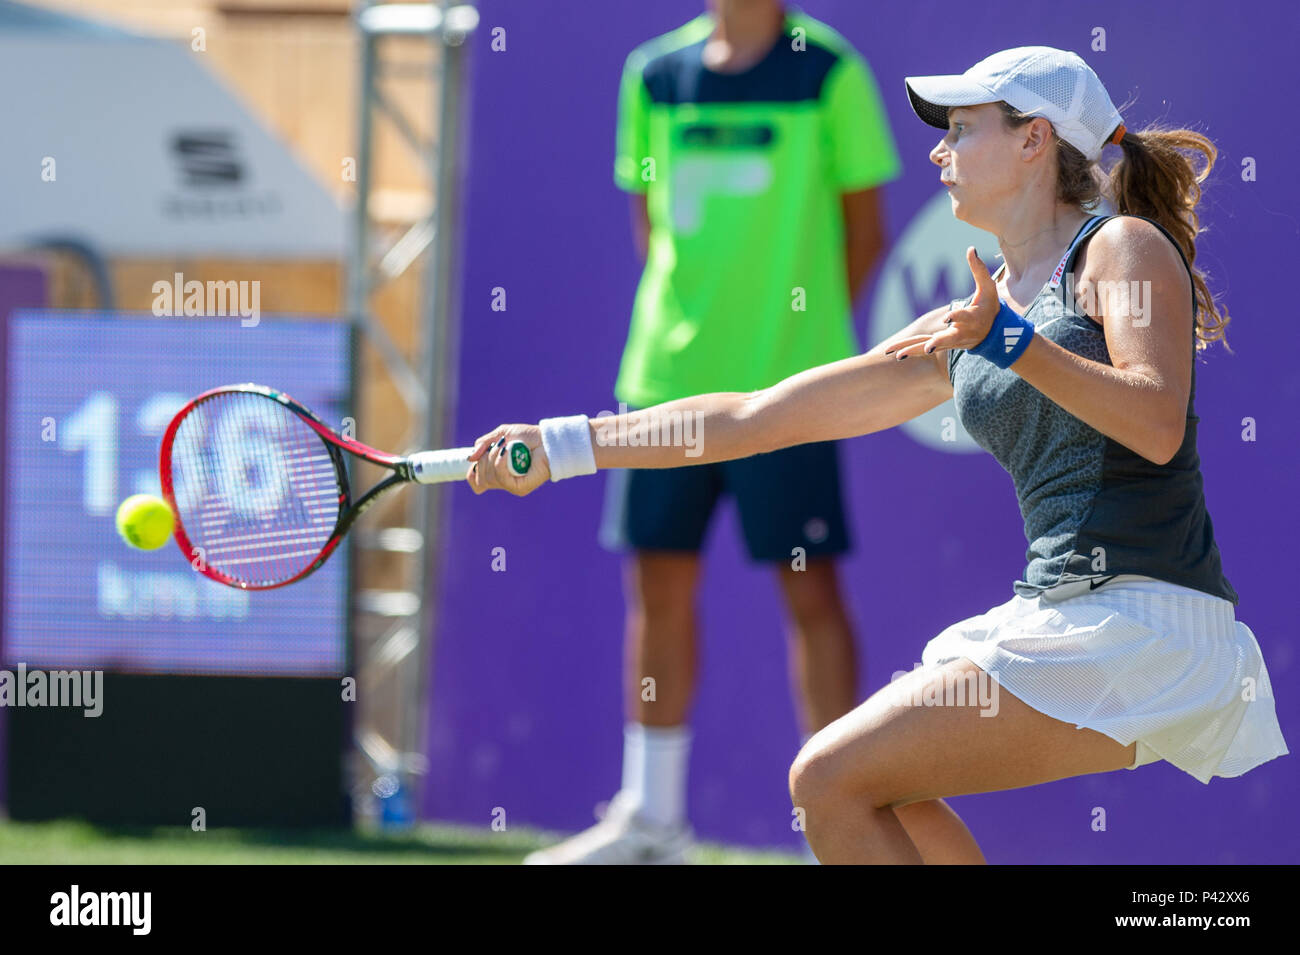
[466,304,957,496]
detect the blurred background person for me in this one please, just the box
[526,0,901,864]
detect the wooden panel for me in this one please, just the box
[108,259,343,314]
[216,0,350,13]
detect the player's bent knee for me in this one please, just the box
[791,721,909,814]
[789,737,853,811]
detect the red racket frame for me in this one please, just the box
[159,383,414,591]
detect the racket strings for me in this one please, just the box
[169,392,342,586]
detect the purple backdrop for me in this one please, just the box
[0,265,48,815]
[425,0,1298,861]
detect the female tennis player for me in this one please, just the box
[464,46,1288,863]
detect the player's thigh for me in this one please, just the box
[725,439,850,562]
[794,657,1137,809]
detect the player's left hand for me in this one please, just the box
[466,423,550,496]
[885,247,1001,359]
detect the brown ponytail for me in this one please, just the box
[998,102,1231,354]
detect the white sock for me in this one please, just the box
[620,723,691,828]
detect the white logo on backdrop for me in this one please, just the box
[866,190,1002,454]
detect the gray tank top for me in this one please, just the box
[947,214,1238,605]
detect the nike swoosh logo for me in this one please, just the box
[1089,575,1118,590]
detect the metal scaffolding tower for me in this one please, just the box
[346,1,478,824]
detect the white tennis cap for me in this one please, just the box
[905,46,1125,161]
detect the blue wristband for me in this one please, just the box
[967,299,1035,368]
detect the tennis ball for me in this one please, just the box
[115,494,174,551]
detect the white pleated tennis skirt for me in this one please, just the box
[920,575,1289,783]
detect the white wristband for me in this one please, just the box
[538,415,597,481]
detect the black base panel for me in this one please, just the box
[6,673,350,828]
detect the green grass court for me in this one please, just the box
[0,819,802,865]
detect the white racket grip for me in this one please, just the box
[407,447,477,484]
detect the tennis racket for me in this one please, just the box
[158,383,531,590]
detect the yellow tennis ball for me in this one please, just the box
[115,494,175,551]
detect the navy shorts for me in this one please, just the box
[598,434,851,563]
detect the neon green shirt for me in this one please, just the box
[613,10,902,405]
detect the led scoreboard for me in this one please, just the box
[3,311,351,677]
